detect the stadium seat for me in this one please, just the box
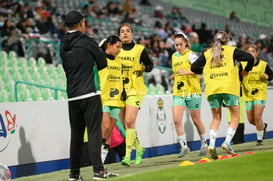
[2,71,12,82]
[0,79,4,90]
[37,57,46,67]
[0,50,8,60]
[5,80,15,95]
[0,90,9,102]
[8,51,17,60]
[28,57,37,66]
[47,78,56,87]
[12,72,22,82]
[148,84,156,95]
[31,88,43,101]
[155,84,165,95]
[57,90,67,100]
[19,89,33,102]
[44,89,54,100]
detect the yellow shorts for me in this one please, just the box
[126,95,144,108]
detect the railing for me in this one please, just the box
[14,80,66,102]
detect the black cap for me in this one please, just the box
[65,10,86,27]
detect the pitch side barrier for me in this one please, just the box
[1,81,273,179]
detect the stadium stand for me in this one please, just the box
[161,0,273,28]
[0,0,273,103]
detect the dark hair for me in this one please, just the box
[117,23,133,35]
[174,32,188,41]
[174,32,190,48]
[99,35,121,52]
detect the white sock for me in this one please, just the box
[101,145,109,164]
[209,130,217,147]
[257,131,263,140]
[177,135,187,148]
[200,134,207,146]
[224,127,236,145]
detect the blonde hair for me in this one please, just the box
[211,31,229,66]
[249,44,258,52]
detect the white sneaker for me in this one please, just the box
[221,142,235,154]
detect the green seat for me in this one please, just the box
[155,84,165,95]
[30,88,43,101]
[43,89,54,100]
[0,90,9,103]
[8,51,17,60]
[23,72,33,82]
[57,91,67,100]
[0,79,4,90]
[30,69,41,82]
[148,84,156,95]
[9,91,15,102]
[37,66,49,81]
[0,50,8,61]
[37,57,46,67]
[19,89,32,102]
[2,71,12,82]
[5,80,15,92]
[28,57,37,68]
[17,57,28,70]
[12,72,22,82]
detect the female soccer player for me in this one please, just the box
[241,45,273,146]
[191,31,254,159]
[99,35,124,163]
[171,32,208,157]
[117,23,153,166]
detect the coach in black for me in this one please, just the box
[60,10,116,180]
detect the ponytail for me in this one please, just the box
[211,39,222,66]
[211,31,229,66]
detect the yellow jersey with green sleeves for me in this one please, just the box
[241,60,268,101]
[117,44,147,96]
[172,49,201,97]
[99,57,125,107]
[203,45,240,99]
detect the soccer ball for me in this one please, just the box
[0,164,11,181]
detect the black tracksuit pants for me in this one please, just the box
[68,95,104,174]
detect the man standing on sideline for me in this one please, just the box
[60,10,118,180]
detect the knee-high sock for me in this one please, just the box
[125,129,135,158]
[200,134,207,146]
[134,130,142,151]
[177,135,187,148]
[224,127,236,145]
[209,129,217,147]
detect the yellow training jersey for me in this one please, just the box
[241,60,268,101]
[203,45,240,99]
[172,49,201,97]
[99,57,125,107]
[117,44,147,96]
